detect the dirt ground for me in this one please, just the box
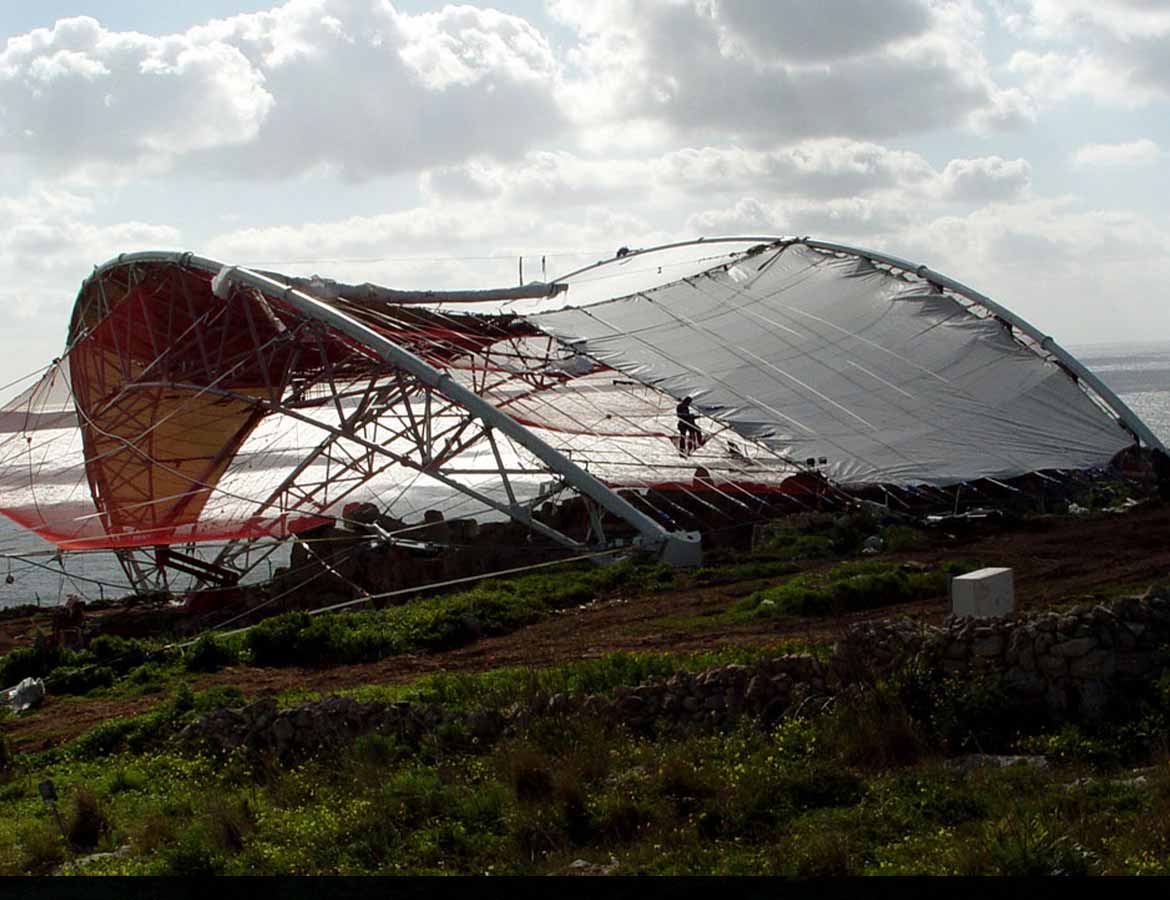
[5,502,1170,752]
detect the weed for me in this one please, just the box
[510,803,568,860]
[508,748,554,803]
[162,826,225,877]
[824,682,931,769]
[204,795,256,853]
[106,768,147,795]
[591,791,655,843]
[129,811,177,856]
[656,756,714,812]
[65,786,110,852]
[788,827,859,877]
[351,733,404,770]
[880,525,929,552]
[17,821,65,874]
[978,813,1097,876]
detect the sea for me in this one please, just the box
[3,340,1170,610]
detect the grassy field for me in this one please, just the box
[2,513,1169,875]
[2,650,1169,876]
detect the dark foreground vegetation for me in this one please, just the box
[1,506,1169,875]
[2,643,1169,876]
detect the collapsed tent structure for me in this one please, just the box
[0,237,1161,595]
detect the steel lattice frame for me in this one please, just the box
[68,253,699,593]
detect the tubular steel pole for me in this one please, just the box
[81,252,700,565]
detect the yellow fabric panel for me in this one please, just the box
[81,384,259,536]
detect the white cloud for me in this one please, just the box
[0,182,182,386]
[939,156,1032,203]
[684,194,914,238]
[1007,0,1170,41]
[551,0,1018,144]
[706,0,932,64]
[1009,50,1163,108]
[894,198,1170,343]
[0,185,181,318]
[0,2,566,182]
[1072,139,1164,167]
[422,141,1026,212]
[0,16,272,175]
[1000,2,1170,106]
[202,201,672,290]
[967,87,1038,133]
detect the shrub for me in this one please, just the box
[46,665,115,696]
[69,684,242,759]
[0,631,66,686]
[126,662,171,694]
[192,684,245,715]
[66,786,110,852]
[0,731,13,782]
[71,718,137,759]
[244,562,646,669]
[881,525,929,553]
[739,560,976,620]
[244,613,315,667]
[185,635,237,673]
[86,635,151,673]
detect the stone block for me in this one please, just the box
[974,635,1005,657]
[950,567,1015,619]
[1069,650,1113,679]
[1051,637,1096,658]
[1003,669,1046,695]
[1115,652,1154,677]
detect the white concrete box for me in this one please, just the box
[950,567,1015,619]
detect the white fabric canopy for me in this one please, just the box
[530,243,1132,486]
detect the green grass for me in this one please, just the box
[734,559,977,620]
[239,560,671,669]
[333,644,817,711]
[2,633,1170,875]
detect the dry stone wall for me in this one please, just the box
[834,585,1170,720]
[178,587,1170,760]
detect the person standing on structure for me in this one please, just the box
[677,396,701,455]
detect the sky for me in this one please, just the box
[2,0,1170,397]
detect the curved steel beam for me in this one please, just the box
[78,252,701,566]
